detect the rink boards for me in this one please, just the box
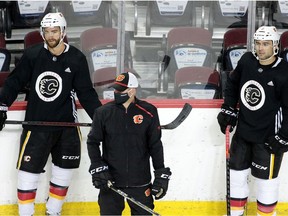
[0,100,288,215]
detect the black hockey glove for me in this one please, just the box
[265,134,288,155]
[89,161,113,191]
[151,167,171,200]
[0,103,8,131]
[217,104,238,134]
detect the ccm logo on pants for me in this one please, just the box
[62,156,80,160]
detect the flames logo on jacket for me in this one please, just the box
[133,115,143,124]
[35,71,63,102]
[240,80,265,111]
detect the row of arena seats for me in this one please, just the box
[134,1,288,36]
[1,1,288,38]
[0,1,113,38]
[1,27,288,100]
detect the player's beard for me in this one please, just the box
[257,51,274,62]
[46,38,61,49]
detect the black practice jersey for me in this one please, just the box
[87,99,165,187]
[224,52,288,143]
[0,43,101,131]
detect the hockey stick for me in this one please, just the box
[225,125,231,216]
[160,103,192,129]
[6,103,192,130]
[107,181,160,216]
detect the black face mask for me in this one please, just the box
[114,92,130,104]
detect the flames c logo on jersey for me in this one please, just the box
[133,115,143,124]
[240,80,265,111]
[35,71,62,102]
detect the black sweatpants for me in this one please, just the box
[98,184,154,215]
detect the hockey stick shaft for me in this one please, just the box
[226,125,231,216]
[5,120,91,127]
[107,181,160,216]
[6,103,192,129]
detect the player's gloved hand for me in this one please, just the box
[89,161,113,191]
[265,133,288,155]
[151,167,171,200]
[0,103,8,131]
[217,104,238,134]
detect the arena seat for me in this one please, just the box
[174,66,220,99]
[24,30,68,49]
[159,27,213,93]
[145,0,195,36]
[269,1,288,29]
[211,0,249,29]
[91,67,141,99]
[5,1,52,38]
[63,0,112,27]
[80,27,133,76]
[280,30,288,62]
[219,28,247,97]
[0,33,11,72]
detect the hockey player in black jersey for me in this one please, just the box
[87,72,171,215]
[0,13,101,215]
[217,26,288,216]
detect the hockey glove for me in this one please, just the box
[151,167,171,200]
[265,134,288,155]
[217,104,238,134]
[0,103,8,131]
[89,161,113,191]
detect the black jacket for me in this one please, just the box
[87,98,165,187]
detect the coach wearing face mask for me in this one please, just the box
[86,72,171,215]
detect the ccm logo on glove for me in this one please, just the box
[90,165,109,174]
[275,135,288,146]
[221,108,238,117]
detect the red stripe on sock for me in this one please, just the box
[50,185,68,197]
[231,197,248,208]
[17,190,36,201]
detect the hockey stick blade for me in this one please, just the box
[160,103,192,129]
[107,181,161,216]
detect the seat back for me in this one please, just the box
[0,33,11,72]
[219,28,247,98]
[212,0,248,28]
[174,66,220,99]
[270,1,288,29]
[146,0,194,35]
[166,27,213,82]
[92,67,140,99]
[64,1,112,27]
[80,27,132,75]
[24,30,68,48]
[222,28,247,71]
[10,1,52,29]
[280,30,288,61]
